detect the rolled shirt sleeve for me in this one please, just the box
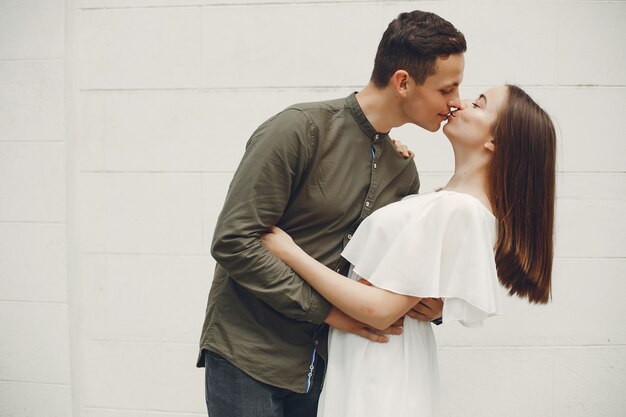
[211,109,331,324]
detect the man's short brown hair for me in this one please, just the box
[371,11,467,87]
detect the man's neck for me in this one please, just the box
[355,83,404,133]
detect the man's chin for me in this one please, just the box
[415,119,442,132]
[425,123,441,133]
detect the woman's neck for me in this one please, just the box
[444,146,493,212]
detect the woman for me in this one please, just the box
[262,84,556,417]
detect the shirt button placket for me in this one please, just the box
[363,133,380,218]
[372,134,379,162]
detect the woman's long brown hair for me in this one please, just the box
[488,85,556,304]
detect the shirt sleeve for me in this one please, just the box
[342,196,502,327]
[408,171,420,195]
[211,109,331,324]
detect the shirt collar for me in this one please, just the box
[346,92,388,142]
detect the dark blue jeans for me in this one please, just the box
[204,350,325,417]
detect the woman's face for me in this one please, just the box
[443,85,509,149]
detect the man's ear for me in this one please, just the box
[391,70,410,97]
[484,140,495,152]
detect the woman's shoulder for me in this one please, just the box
[363,190,494,234]
[429,190,495,220]
[370,191,484,222]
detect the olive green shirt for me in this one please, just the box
[198,93,419,393]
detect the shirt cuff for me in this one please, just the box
[305,292,333,324]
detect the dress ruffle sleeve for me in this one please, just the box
[341,193,503,327]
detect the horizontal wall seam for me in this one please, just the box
[83,405,205,416]
[0,300,68,305]
[76,170,626,174]
[0,379,70,387]
[78,85,626,93]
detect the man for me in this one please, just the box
[198,10,466,417]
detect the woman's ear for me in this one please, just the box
[484,140,495,152]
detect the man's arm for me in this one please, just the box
[211,109,331,324]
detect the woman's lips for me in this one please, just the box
[442,109,458,123]
[446,109,459,119]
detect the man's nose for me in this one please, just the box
[447,94,462,110]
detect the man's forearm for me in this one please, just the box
[212,233,332,323]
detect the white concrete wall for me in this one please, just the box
[1,0,624,416]
[0,0,74,416]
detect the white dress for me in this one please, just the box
[317,191,504,417]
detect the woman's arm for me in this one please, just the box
[261,227,421,330]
